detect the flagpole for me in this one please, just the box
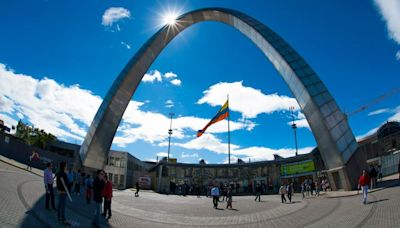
[227,95,231,165]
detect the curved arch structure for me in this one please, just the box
[79,8,358,189]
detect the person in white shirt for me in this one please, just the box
[211,185,220,209]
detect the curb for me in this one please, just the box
[326,181,399,199]
[0,158,43,177]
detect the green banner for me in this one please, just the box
[281,160,315,176]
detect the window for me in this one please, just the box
[108,173,113,182]
[120,175,125,186]
[114,174,119,185]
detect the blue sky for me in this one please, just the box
[0,0,399,164]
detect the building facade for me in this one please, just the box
[104,150,150,189]
[150,149,325,195]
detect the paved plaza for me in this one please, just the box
[0,159,399,228]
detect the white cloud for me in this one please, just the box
[16,112,24,119]
[357,105,400,140]
[0,113,17,128]
[114,106,252,148]
[367,108,390,116]
[181,152,199,158]
[172,132,314,162]
[374,0,400,59]
[0,63,101,141]
[102,7,130,26]
[197,81,299,118]
[120,41,131,49]
[172,133,240,154]
[142,70,163,83]
[141,70,182,86]
[165,99,174,108]
[164,72,177,79]
[170,79,181,86]
[287,111,310,129]
[0,95,14,113]
[1,63,311,162]
[222,155,241,164]
[156,152,171,157]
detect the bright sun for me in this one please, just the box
[163,12,178,25]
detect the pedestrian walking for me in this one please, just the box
[135,181,140,197]
[85,174,93,204]
[254,184,261,202]
[279,184,287,203]
[56,161,70,226]
[44,162,56,210]
[27,150,38,170]
[102,174,112,220]
[315,181,320,197]
[92,170,105,228]
[369,166,377,190]
[301,182,305,199]
[226,187,233,209]
[286,183,293,203]
[358,170,370,205]
[310,181,315,196]
[211,185,220,209]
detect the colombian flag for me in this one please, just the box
[197,100,229,137]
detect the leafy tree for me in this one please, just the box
[15,120,57,149]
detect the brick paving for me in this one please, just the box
[1,158,399,228]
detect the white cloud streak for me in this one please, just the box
[367,108,390,116]
[120,41,131,49]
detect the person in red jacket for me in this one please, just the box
[102,174,113,220]
[358,170,370,205]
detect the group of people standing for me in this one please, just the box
[43,161,113,227]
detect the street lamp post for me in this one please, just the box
[289,106,298,156]
[167,112,174,162]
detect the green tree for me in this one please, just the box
[15,120,56,149]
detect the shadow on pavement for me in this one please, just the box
[19,188,112,228]
[377,179,400,189]
[367,198,389,204]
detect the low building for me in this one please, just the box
[104,150,150,189]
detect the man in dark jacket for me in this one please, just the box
[56,161,70,226]
[92,170,105,228]
[369,166,378,189]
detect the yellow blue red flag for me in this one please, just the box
[197,100,229,137]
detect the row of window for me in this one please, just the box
[108,173,125,187]
[107,156,126,168]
